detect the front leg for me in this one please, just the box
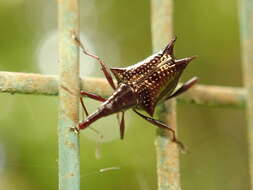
[71,91,108,134]
[81,91,107,102]
[80,91,107,117]
[75,37,116,90]
[80,91,125,140]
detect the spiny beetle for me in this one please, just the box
[73,37,198,150]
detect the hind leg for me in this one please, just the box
[165,77,198,100]
[133,109,184,151]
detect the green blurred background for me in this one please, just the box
[0,0,248,189]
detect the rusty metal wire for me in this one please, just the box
[0,71,245,108]
[239,0,253,188]
[151,0,181,189]
[58,0,80,189]
[0,71,245,109]
[0,0,250,190]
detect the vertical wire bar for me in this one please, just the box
[239,0,253,188]
[151,0,181,189]
[58,0,80,190]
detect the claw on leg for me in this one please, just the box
[70,126,80,134]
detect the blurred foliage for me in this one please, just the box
[0,0,248,190]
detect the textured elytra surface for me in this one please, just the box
[110,52,169,83]
[110,39,194,116]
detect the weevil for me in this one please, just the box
[73,37,198,149]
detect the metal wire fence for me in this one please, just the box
[0,0,251,189]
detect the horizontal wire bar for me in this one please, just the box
[178,83,245,108]
[0,71,246,108]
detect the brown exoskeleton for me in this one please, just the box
[73,37,198,149]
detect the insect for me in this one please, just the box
[73,37,198,149]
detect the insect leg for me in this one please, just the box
[165,77,198,100]
[119,112,125,139]
[80,97,89,117]
[116,112,125,139]
[75,37,116,90]
[80,91,107,117]
[133,109,185,151]
[80,91,107,102]
[74,91,108,137]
